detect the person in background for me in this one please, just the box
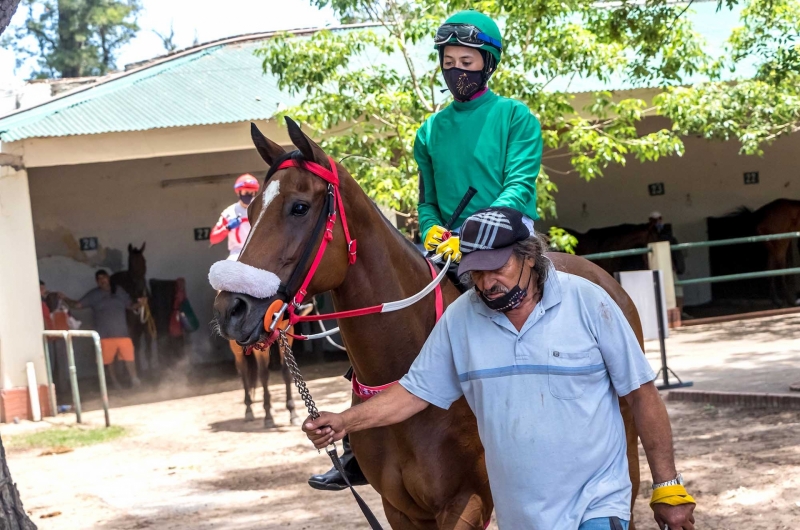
[649,212,686,313]
[41,280,73,401]
[61,270,144,389]
[40,280,54,330]
[210,174,260,261]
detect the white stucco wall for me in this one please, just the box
[0,166,48,389]
[28,148,273,363]
[542,119,800,306]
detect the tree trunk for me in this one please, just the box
[0,435,36,530]
[0,0,22,37]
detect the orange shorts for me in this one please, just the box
[100,338,135,365]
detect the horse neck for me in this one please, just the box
[329,178,445,385]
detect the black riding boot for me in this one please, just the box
[307,435,368,491]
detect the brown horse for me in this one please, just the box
[213,119,643,529]
[749,199,800,306]
[111,243,156,376]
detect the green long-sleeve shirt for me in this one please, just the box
[415,90,542,240]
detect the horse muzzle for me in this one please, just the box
[213,291,273,346]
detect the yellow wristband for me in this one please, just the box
[650,484,696,508]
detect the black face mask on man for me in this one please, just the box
[442,67,486,102]
[477,264,530,313]
[239,193,255,206]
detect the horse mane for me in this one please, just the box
[725,205,753,218]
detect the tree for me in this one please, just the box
[0,435,37,529]
[0,0,22,36]
[258,0,800,239]
[153,21,177,54]
[3,0,141,78]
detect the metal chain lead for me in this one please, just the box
[279,330,319,420]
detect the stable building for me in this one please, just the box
[1,6,797,421]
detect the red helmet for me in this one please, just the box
[234,174,259,192]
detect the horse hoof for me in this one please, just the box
[264,418,277,429]
[290,415,301,426]
[245,410,255,422]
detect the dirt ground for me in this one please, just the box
[2,355,798,530]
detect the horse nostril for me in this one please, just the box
[230,296,248,320]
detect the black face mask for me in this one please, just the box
[239,194,255,205]
[477,265,530,313]
[442,67,486,102]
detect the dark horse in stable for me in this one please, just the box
[724,199,800,306]
[111,243,156,377]
[213,118,645,529]
[567,222,686,277]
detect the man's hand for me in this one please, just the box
[435,236,462,262]
[653,503,695,530]
[423,225,448,251]
[226,216,243,231]
[303,412,347,449]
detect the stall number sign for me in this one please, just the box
[79,237,98,251]
[194,227,211,241]
[648,182,665,196]
[744,171,759,185]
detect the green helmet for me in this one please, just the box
[435,10,502,65]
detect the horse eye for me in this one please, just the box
[291,203,310,216]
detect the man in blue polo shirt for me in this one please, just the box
[303,207,696,529]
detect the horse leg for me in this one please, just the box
[256,347,276,429]
[231,340,255,422]
[281,332,300,426]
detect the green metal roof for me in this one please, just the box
[0,3,749,142]
[0,40,298,142]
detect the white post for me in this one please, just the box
[26,362,41,422]
[647,241,676,310]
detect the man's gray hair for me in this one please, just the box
[459,232,550,291]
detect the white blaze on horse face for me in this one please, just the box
[240,180,280,256]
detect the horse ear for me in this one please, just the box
[140,242,146,253]
[128,243,133,253]
[251,122,286,167]
[284,116,328,167]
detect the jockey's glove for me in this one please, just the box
[435,236,462,263]
[423,225,449,251]
[226,216,243,230]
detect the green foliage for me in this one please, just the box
[6,425,126,450]
[3,0,140,78]
[258,0,800,223]
[547,227,578,254]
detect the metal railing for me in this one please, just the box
[580,247,651,261]
[671,231,800,287]
[42,330,110,427]
[579,231,800,288]
[671,231,800,251]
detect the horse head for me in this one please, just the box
[125,242,147,295]
[212,118,355,346]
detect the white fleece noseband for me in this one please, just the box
[209,260,281,299]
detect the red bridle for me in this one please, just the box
[258,155,442,348]
[260,156,357,342]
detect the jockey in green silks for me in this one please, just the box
[307,9,543,492]
[419,9,543,264]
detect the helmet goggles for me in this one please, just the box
[434,23,501,51]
